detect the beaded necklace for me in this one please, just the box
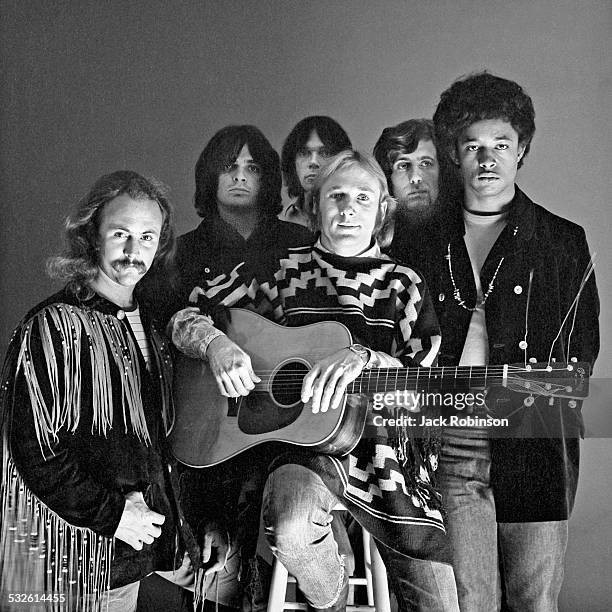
[445,225,518,312]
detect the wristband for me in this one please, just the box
[347,343,373,368]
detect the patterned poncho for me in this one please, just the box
[172,240,449,561]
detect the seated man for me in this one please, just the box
[281,115,351,226]
[0,171,196,611]
[171,151,459,611]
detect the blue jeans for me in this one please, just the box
[262,463,459,611]
[438,428,568,612]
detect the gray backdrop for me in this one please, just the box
[1,1,610,608]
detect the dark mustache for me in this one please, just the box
[112,258,146,273]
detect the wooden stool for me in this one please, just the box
[267,504,391,612]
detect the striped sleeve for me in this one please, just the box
[395,268,441,368]
[170,262,280,358]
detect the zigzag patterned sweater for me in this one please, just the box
[175,240,449,561]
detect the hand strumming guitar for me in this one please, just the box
[207,336,368,414]
[206,335,261,397]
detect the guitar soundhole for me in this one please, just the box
[271,361,309,407]
[237,360,306,435]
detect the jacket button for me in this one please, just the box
[514,285,523,294]
[204,267,211,274]
[438,293,445,302]
[116,310,125,320]
[519,340,528,349]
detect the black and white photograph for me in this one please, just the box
[1,1,610,610]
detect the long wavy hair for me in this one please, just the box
[308,150,397,249]
[281,116,352,200]
[194,125,282,221]
[47,170,175,299]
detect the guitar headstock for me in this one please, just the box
[505,361,590,399]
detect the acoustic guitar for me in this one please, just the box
[169,308,590,468]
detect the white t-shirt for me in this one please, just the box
[125,307,152,370]
[459,209,507,367]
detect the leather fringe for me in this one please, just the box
[1,444,114,610]
[16,304,154,452]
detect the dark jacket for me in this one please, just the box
[141,213,312,559]
[398,187,600,521]
[1,289,194,590]
[141,214,313,328]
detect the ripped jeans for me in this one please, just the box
[263,463,459,611]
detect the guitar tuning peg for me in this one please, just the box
[570,357,578,363]
[529,357,537,363]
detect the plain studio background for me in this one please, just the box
[1,1,610,609]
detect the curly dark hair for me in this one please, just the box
[281,116,352,199]
[433,71,535,169]
[373,118,436,185]
[47,170,175,299]
[194,125,281,220]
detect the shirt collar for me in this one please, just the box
[314,238,382,258]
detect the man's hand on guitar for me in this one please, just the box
[302,348,366,414]
[206,335,261,397]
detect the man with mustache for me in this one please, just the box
[0,171,196,611]
[281,116,352,227]
[425,72,600,610]
[373,118,445,267]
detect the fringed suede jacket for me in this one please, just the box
[0,288,195,607]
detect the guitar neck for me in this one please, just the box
[349,365,505,394]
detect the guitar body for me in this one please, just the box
[169,309,590,468]
[170,308,369,468]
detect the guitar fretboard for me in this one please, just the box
[348,365,506,394]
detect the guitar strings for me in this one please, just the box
[244,364,573,373]
[246,365,577,378]
[241,363,582,399]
